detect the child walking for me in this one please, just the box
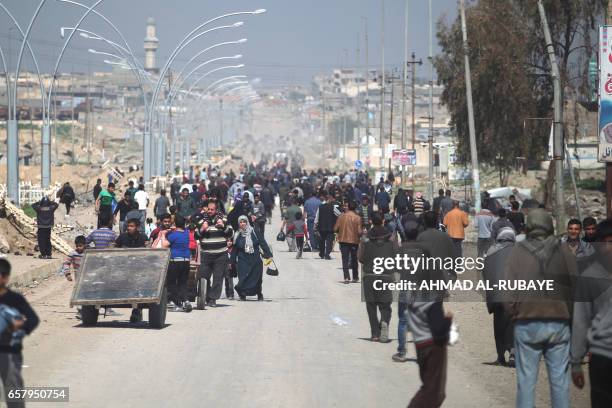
[287,212,309,259]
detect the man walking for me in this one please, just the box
[133,184,149,227]
[439,189,453,223]
[443,200,469,257]
[114,191,136,234]
[357,194,374,232]
[114,218,149,322]
[394,221,429,363]
[432,189,445,219]
[251,193,267,235]
[491,208,515,241]
[359,212,396,342]
[197,201,233,307]
[304,192,322,250]
[571,219,612,407]
[505,209,576,408]
[93,178,102,201]
[0,259,39,408]
[58,182,75,217]
[153,189,170,220]
[475,206,495,258]
[32,197,58,259]
[95,182,116,229]
[176,188,197,221]
[334,201,362,283]
[281,198,302,252]
[315,192,337,260]
[412,192,430,217]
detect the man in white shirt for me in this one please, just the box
[133,184,149,232]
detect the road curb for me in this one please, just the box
[8,259,62,289]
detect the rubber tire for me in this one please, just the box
[149,287,167,329]
[81,305,99,326]
[196,277,207,310]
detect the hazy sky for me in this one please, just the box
[1,0,457,86]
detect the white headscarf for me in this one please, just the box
[234,215,254,253]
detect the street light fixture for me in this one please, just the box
[144,9,265,180]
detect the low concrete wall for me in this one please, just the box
[8,259,62,289]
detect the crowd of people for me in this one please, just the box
[2,155,611,407]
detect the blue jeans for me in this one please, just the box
[397,302,408,354]
[307,218,318,249]
[514,320,570,408]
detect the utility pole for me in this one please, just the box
[356,32,361,163]
[380,0,385,170]
[427,0,435,200]
[388,73,397,172]
[538,0,565,232]
[343,114,347,159]
[168,70,173,174]
[86,62,91,164]
[219,97,224,147]
[607,3,612,218]
[401,0,409,186]
[460,0,481,211]
[322,94,327,155]
[407,53,422,150]
[362,17,370,162]
[70,68,75,164]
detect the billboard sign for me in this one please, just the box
[598,26,612,162]
[391,149,416,166]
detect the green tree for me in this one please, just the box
[435,0,606,188]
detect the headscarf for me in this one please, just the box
[234,215,254,253]
[486,226,516,257]
[518,209,559,268]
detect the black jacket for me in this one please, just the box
[115,232,148,248]
[0,289,39,353]
[316,203,336,232]
[93,184,102,200]
[32,200,59,228]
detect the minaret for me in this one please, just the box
[144,17,159,73]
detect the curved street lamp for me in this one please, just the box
[202,75,247,94]
[144,9,265,180]
[1,0,49,202]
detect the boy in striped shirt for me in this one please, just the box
[86,217,117,249]
[62,235,87,320]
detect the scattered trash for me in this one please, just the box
[329,313,349,326]
[449,323,460,346]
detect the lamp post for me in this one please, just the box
[1,1,47,203]
[202,75,247,94]
[40,0,107,189]
[145,9,265,181]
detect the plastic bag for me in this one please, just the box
[329,313,349,326]
[449,322,459,346]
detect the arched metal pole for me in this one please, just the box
[41,0,105,188]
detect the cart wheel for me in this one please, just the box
[81,306,98,326]
[196,277,207,310]
[149,287,167,329]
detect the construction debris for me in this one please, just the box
[0,188,73,256]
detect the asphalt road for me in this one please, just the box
[18,207,587,408]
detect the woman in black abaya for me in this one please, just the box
[231,215,273,301]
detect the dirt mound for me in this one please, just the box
[0,218,37,254]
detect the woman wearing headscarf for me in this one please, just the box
[483,226,516,366]
[231,215,273,301]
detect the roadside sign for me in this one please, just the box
[392,149,416,166]
[355,160,363,169]
[598,26,612,162]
